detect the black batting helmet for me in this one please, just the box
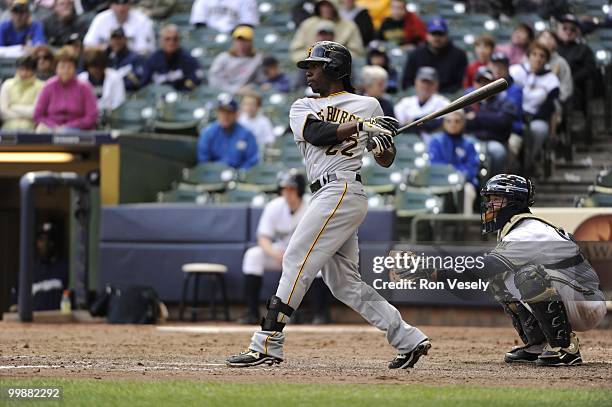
[297,41,352,81]
[480,174,534,234]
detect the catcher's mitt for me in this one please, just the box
[387,250,438,283]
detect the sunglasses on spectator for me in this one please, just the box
[38,54,53,60]
[430,31,447,37]
[163,36,179,42]
[562,25,577,33]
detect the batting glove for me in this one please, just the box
[358,116,399,137]
[368,134,395,156]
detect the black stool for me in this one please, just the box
[179,263,230,322]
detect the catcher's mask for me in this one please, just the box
[480,174,534,234]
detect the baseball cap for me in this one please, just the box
[66,32,82,44]
[232,25,254,41]
[475,66,495,82]
[217,94,238,112]
[558,14,579,26]
[427,17,448,34]
[316,20,335,34]
[111,27,126,38]
[490,51,509,66]
[111,0,131,4]
[416,66,438,82]
[11,0,29,13]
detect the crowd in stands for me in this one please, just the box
[0,0,610,202]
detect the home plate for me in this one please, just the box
[157,325,380,334]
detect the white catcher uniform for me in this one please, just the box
[249,91,428,359]
[492,216,607,332]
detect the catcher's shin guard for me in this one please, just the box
[514,264,572,348]
[261,295,294,332]
[501,301,546,346]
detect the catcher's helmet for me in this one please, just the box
[297,41,352,80]
[480,174,534,234]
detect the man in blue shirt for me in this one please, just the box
[429,110,480,214]
[197,95,259,170]
[107,28,143,90]
[0,0,46,51]
[464,66,517,176]
[138,24,203,91]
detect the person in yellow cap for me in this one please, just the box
[208,25,263,94]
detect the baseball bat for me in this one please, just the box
[397,78,509,134]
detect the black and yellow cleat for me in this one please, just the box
[536,333,582,366]
[226,349,282,367]
[388,339,431,369]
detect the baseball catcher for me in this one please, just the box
[393,174,606,366]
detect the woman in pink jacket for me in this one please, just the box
[34,47,98,132]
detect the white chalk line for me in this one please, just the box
[0,362,227,371]
[156,325,380,334]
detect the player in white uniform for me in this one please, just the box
[227,41,430,369]
[481,175,606,366]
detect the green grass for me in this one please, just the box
[0,379,611,407]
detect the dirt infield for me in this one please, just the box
[1,322,611,388]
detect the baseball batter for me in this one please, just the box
[227,41,430,369]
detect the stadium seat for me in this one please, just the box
[182,162,236,192]
[109,99,156,133]
[222,187,269,206]
[156,185,210,204]
[237,162,286,192]
[395,187,443,218]
[360,161,403,194]
[407,164,465,195]
[155,99,209,137]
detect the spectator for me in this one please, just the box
[290,0,364,63]
[378,0,426,48]
[536,29,572,103]
[84,0,155,55]
[189,0,258,33]
[401,17,467,94]
[357,0,392,29]
[366,41,398,93]
[135,0,176,19]
[489,51,524,162]
[510,42,560,174]
[238,90,275,146]
[464,33,495,88]
[0,0,46,58]
[0,55,44,130]
[42,0,88,47]
[394,66,449,143]
[139,24,203,92]
[64,32,84,71]
[78,48,125,112]
[33,44,55,80]
[465,66,516,175]
[338,0,374,46]
[106,27,142,90]
[34,47,98,132]
[555,14,599,111]
[360,65,394,117]
[197,94,258,169]
[496,22,533,65]
[208,25,263,94]
[291,0,316,27]
[428,110,479,214]
[259,56,291,94]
